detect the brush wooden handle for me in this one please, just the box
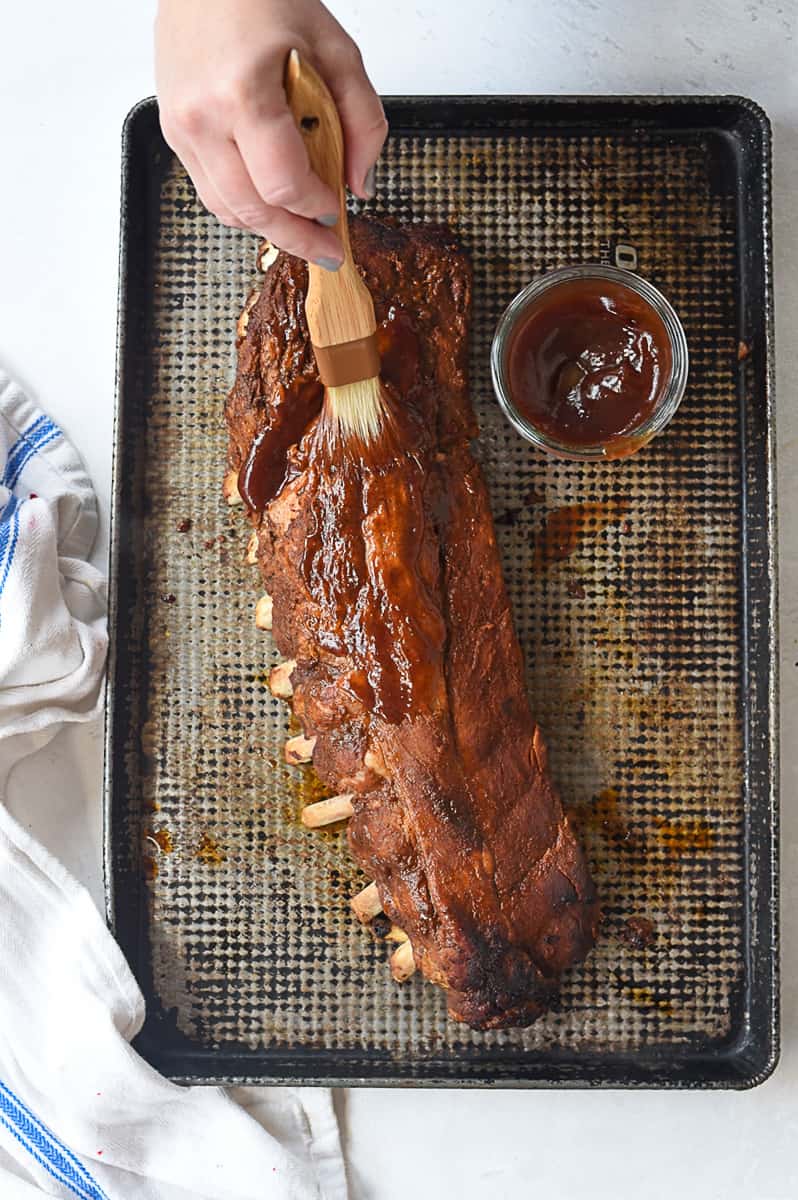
[284,48,377,355]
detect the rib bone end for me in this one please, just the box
[284,734,316,765]
[269,659,296,699]
[301,793,355,828]
[257,242,280,272]
[255,594,273,630]
[350,881,382,923]
[364,746,389,779]
[237,287,261,340]
[390,940,416,983]
[223,470,243,506]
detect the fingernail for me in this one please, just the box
[315,256,343,272]
[316,213,339,227]
[363,164,377,199]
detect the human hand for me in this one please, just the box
[155,0,387,267]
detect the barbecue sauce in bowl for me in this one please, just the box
[491,266,688,460]
[507,278,671,449]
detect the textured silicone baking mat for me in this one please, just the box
[106,97,777,1087]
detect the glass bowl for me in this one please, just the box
[490,264,689,461]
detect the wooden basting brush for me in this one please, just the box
[285,49,387,444]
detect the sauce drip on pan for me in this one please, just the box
[532,499,630,568]
[238,377,324,512]
[507,278,672,448]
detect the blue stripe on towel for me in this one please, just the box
[0,1081,109,1200]
[6,426,62,490]
[0,493,20,577]
[3,416,62,491]
[2,414,50,484]
[3,414,48,471]
[0,496,20,602]
[0,1109,90,1199]
[0,492,18,527]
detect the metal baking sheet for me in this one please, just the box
[106,96,777,1088]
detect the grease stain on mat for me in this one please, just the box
[626,986,673,1016]
[143,826,174,881]
[574,787,639,852]
[196,832,226,865]
[656,818,715,857]
[147,827,174,854]
[618,917,656,950]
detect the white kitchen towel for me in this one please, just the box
[0,369,347,1200]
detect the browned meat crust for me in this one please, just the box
[225,216,598,1029]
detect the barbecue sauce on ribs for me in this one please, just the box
[226,217,599,1029]
[238,378,324,511]
[301,413,447,725]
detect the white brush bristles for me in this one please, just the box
[326,376,385,443]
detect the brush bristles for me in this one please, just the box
[326,376,385,443]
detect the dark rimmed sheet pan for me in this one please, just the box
[106,95,777,1087]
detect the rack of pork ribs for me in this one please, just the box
[223,216,598,1030]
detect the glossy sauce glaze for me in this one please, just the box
[238,377,324,511]
[376,306,420,395]
[302,413,447,725]
[238,307,418,515]
[507,278,672,448]
[240,307,445,725]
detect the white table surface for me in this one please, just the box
[1,2,796,1197]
